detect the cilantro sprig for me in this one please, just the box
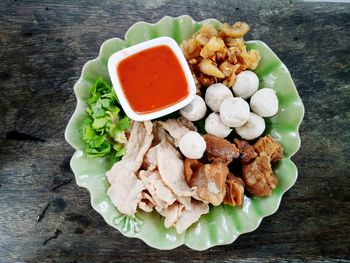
[80,78,131,158]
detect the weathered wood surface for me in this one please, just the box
[0,0,349,262]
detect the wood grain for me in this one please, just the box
[0,0,349,262]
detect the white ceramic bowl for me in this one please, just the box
[108,36,196,121]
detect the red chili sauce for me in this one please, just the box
[117,45,188,114]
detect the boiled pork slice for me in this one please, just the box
[107,121,153,184]
[138,192,156,212]
[156,202,184,228]
[156,140,194,197]
[159,118,196,147]
[176,196,193,211]
[107,170,145,216]
[175,200,209,234]
[177,116,198,131]
[139,170,176,210]
[106,121,153,216]
[142,145,158,171]
[152,121,174,146]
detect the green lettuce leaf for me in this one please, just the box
[80,78,131,158]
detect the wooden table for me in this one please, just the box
[1,0,349,262]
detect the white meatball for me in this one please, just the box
[235,112,265,140]
[250,88,279,117]
[220,97,250,127]
[180,95,207,121]
[205,83,233,112]
[179,131,206,159]
[205,112,232,138]
[232,70,259,99]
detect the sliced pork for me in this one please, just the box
[177,116,198,131]
[142,145,158,171]
[106,121,153,216]
[107,121,153,183]
[175,200,209,234]
[156,140,194,197]
[139,192,156,212]
[107,170,145,216]
[157,202,184,228]
[139,170,176,210]
[152,121,174,146]
[159,118,196,146]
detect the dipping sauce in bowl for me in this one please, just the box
[117,45,188,114]
[108,37,196,121]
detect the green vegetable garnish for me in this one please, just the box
[194,119,206,135]
[80,78,131,158]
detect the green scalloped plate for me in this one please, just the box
[65,15,304,250]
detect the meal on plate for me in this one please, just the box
[80,21,284,234]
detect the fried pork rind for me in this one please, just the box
[224,173,245,206]
[223,73,237,89]
[241,49,261,70]
[200,37,226,59]
[225,37,246,51]
[198,59,225,78]
[195,23,218,45]
[220,62,241,87]
[204,134,239,164]
[220,22,250,38]
[180,21,260,90]
[197,73,215,88]
[180,38,201,60]
[254,135,283,163]
[243,153,278,197]
[219,61,237,77]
